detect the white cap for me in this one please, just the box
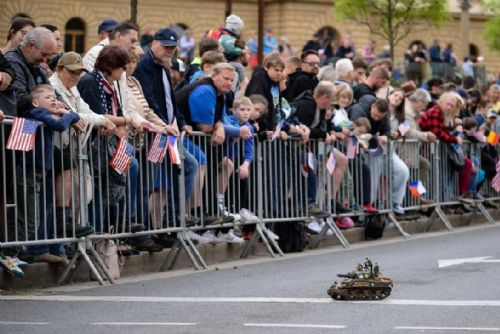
[225,14,244,35]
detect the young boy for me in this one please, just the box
[248,94,268,133]
[19,85,92,263]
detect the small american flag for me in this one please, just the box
[492,160,500,192]
[109,138,134,174]
[6,117,38,151]
[147,133,168,164]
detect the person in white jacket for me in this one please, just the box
[49,51,116,224]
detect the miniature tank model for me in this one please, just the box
[327,258,393,300]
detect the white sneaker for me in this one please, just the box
[239,208,259,221]
[201,230,222,244]
[224,210,241,223]
[217,229,244,244]
[307,220,324,234]
[6,256,28,269]
[187,230,211,245]
[262,226,279,240]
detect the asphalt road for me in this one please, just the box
[1,224,500,334]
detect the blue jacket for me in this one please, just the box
[133,49,185,127]
[24,108,80,173]
[223,114,254,163]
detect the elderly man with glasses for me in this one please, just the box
[284,49,320,102]
[5,26,57,117]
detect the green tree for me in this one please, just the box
[482,0,500,51]
[334,0,449,61]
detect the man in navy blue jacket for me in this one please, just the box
[133,28,200,242]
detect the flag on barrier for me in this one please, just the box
[398,120,410,136]
[6,117,38,151]
[492,160,500,191]
[408,180,426,198]
[307,151,315,171]
[347,136,358,159]
[326,151,336,175]
[271,121,283,141]
[167,135,181,165]
[109,138,134,174]
[147,133,169,163]
[487,131,500,145]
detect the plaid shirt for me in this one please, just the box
[418,104,458,143]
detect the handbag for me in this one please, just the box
[91,238,123,280]
[447,143,465,172]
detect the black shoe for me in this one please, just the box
[131,238,164,252]
[221,214,235,224]
[202,214,219,226]
[152,234,177,248]
[185,216,200,227]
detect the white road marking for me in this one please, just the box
[0,321,49,325]
[439,256,500,268]
[3,295,500,307]
[396,326,500,332]
[245,323,346,329]
[90,322,196,326]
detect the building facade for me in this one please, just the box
[1,0,498,73]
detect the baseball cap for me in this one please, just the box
[98,18,118,34]
[487,109,497,118]
[154,28,178,47]
[171,58,186,73]
[57,52,87,72]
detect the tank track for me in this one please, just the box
[327,286,392,300]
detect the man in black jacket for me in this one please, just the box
[292,81,349,216]
[5,27,56,117]
[284,49,320,102]
[352,67,389,103]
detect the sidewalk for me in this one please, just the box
[1,208,498,291]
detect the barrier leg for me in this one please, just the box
[183,231,208,269]
[426,206,454,231]
[477,203,496,225]
[57,247,81,286]
[311,217,350,249]
[388,213,411,239]
[88,244,116,284]
[159,234,204,271]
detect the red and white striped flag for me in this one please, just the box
[109,138,134,175]
[492,160,500,192]
[167,135,181,165]
[147,133,168,164]
[6,117,38,151]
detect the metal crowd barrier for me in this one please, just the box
[1,119,499,286]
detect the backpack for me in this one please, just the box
[364,215,386,240]
[275,222,308,253]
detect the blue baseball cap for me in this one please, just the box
[154,28,178,47]
[98,18,118,34]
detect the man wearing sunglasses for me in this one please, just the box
[284,49,320,103]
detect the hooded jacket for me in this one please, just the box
[291,90,327,140]
[284,70,318,103]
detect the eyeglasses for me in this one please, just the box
[303,61,320,67]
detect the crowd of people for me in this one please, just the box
[0,14,500,278]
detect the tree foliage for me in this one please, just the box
[334,0,449,60]
[482,0,500,51]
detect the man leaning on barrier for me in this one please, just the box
[292,80,348,216]
[176,63,247,243]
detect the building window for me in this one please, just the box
[65,17,85,54]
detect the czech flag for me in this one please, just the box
[408,180,426,198]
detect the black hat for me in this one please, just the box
[98,18,118,34]
[154,28,178,47]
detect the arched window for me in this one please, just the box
[65,17,86,54]
[315,26,340,43]
[469,43,480,58]
[11,13,32,21]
